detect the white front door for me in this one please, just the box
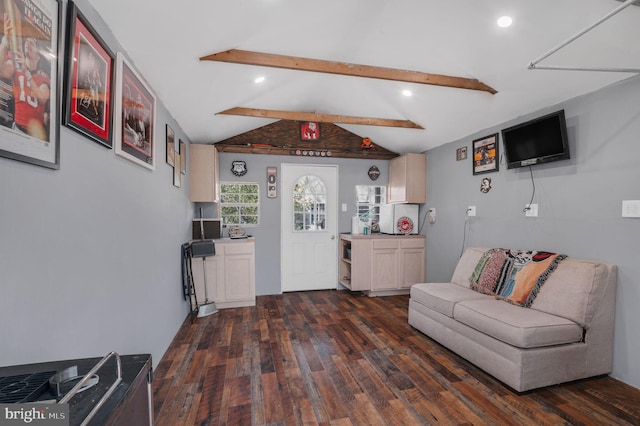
[281,164,338,292]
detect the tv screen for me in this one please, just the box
[502,110,570,169]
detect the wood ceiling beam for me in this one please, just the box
[217,107,424,129]
[200,49,497,94]
[214,144,399,160]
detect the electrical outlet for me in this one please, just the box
[342,203,347,212]
[467,206,476,217]
[622,200,640,218]
[428,208,436,224]
[525,203,538,217]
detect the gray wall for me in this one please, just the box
[197,153,391,296]
[0,0,192,368]
[424,74,640,389]
[2,0,637,393]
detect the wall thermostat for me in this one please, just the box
[267,167,277,198]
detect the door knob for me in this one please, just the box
[331,235,335,240]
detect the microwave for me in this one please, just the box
[379,204,419,235]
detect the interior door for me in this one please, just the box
[281,164,338,292]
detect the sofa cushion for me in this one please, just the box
[411,283,491,318]
[531,259,615,328]
[454,299,583,348]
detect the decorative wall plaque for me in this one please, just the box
[231,160,247,176]
[368,166,380,181]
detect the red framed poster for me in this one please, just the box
[64,1,114,148]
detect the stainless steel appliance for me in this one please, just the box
[0,353,153,425]
[379,204,420,234]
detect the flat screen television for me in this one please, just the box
[501,110,570,169]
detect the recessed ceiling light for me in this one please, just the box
[402,89,412,97]
[254,76,265,84]
[497,16,512,28]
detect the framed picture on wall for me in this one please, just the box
[114,52,156,170]
[179,140,186,174]
[456,146,467,161]
[64,1,114,148]
[472,133,499,175]
[300,121,320,141]
[166,124,175,166]
[0,0,62,169]
[173,151,181,187]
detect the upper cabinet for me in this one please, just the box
[387,153,426,204]
[189,144,219,202]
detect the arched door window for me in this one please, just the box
[293,175,326,231]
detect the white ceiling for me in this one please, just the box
[86,0,640,154]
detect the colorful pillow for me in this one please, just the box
[470,249,567,307]
[470,248,509,295]
[496,250,567,307]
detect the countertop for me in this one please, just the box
[341,233,425,240]
[190,237,255,244]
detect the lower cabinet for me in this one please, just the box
[339,234,425,296]
[192,239,256,308]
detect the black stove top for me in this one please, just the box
[0,354,151,425]
[0,370,56,403]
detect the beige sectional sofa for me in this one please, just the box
[408,247,617,392]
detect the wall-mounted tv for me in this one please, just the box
[501,110,570,169]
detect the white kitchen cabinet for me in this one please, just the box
[191,239,255,308]
[189,144,219,202]
[371,239,400,292]
[222,241,256,304]
[398,238,426,289]
[339,234,425,296]
[387,153,426,204]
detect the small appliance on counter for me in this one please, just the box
[379,204,419,235]
[228,225,248,239]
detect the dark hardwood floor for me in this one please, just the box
[153,290,640,425]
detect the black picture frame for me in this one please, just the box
[173,151,181,187]
[0,0,62,169]
[166,124,175,166]
[472,133,499,175]
[179,140,186,174]
[63,1,115,148]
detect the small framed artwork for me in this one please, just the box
[0,0,62,169]
[64,1,114,148]
[166,125,175,166]
[173,151,181,187]
[456,146,467,161]
[179,140,186,174]
[300,121,320,141]
[472,133,499,175]
[114,52,156,170]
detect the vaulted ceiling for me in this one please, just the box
[87,0,640,154]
